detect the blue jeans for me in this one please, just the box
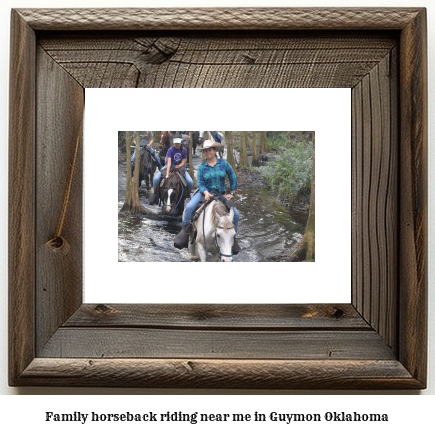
[153,166,193,189]
[183,190,239,231]
[131,146,162,168]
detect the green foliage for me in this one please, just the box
[258,141,313,202]
[267,132,314,152]
[266,132,289,151]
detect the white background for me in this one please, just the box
[85,88,351,303]
[0,0,434,424]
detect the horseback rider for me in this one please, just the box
[198,131,224,149]
[173,140,240,254]
[131,131,162,172]
[170,131,188,137]
[209,131,223,143]
[149,137,193,204]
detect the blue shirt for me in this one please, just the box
[197,159,237,194]
[133,131,153,147]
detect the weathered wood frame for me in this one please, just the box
[9,8,427,388]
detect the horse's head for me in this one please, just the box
[181,134,190,147]
[212,202,236,262]
[159,132,173,163]
[161,172,180,214]
[140,148,152,170]
[160,131,173,147]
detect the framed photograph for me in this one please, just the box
[9,8,427,388]
[86,88,350,304]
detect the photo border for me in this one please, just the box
[9,8,427,388]
[86,89,351,304]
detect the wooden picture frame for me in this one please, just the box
[9,8,427,389]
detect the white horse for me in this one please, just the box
[188,200,235,262]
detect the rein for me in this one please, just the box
[163,170,186,214]
[214,224,235,259]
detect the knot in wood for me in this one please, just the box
[94,304,116,315]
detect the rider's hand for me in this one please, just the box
[204,191,213,201]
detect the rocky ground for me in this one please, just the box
[236,167,266,188]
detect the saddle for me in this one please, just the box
[158,166,187,187]
[190,192,234,223]
[150,168,188,206]
[140,146,159,164]
[212,192,235,212]
[186,193,235,245]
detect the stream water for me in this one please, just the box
[118,154,307,262]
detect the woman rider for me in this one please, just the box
[131,131,162,171]
[173,140,240,254]
[149,137,193,204]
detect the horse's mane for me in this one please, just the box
[210,201,234,230]
[139,147,152,170]
[165,169,184,190]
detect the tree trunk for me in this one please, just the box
[289,141,315,261]
[188,132,194,180]
[201,131,210,162]
[119,131,133,215]
[119,131,147,216]
[225,131,238,174]
[239,131,249,168]
[260,131,270,153]
[131,131,143,210]
[251,132,259,167]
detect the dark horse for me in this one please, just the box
[190,131,200,155]
[138,147,157,190]
[159,168,190,215]
[159,131,173,166]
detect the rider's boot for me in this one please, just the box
[174,223,193,249]
[148,185,160,205]
[232,236,241,255]
[152,154,162,170]
[148,193,156,205]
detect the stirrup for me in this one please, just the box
[174,225,190,250]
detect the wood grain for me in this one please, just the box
[65,304,369,329]
[8,10,36,387]
[398,8,428,386]
[35,47,84,353]
[8,7,427,389]
[38,33,396,89]
[38,328,395,360]
[351,51,398,351]
[17,358,420,389]
[16,8,422,31]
